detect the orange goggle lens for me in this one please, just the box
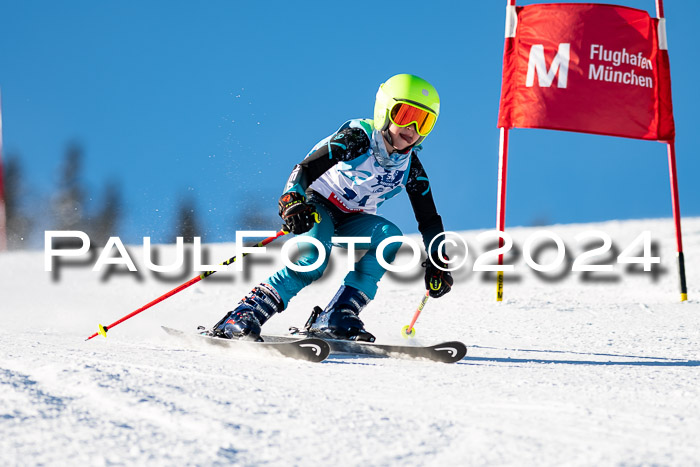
[389,102,437,136]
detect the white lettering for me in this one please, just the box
[44,230,90,271]
[604,66,614,82]
[376,236,421,273]
[526,43,570,88]
[232,231,276,272]
[589,44,652,71]
[281,236,326,272]
[612,50,621,66]
[589,64,604,80]
[588,45,653,88]
[93,237,137,272]
[331,236,372,271]
[143,237,184,272]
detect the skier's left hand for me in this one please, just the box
[423,251,453,298]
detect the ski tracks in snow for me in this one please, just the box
[3,217,700,465]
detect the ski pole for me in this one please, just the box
[85,229,290,341]
[401,291,430,338]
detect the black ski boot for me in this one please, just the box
[211,283,283,341]
[307,285,375,342]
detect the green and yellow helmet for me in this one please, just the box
[374,74,440,144]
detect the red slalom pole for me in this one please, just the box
[656,0,687,301]
[496,0,516,302]
[85,229,290,340]
[496,126,510,302]
[666,141,687,301]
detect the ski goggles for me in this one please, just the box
[389,101,437,136]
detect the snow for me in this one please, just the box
[2,217,700,465]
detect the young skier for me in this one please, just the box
[211,74,453,341]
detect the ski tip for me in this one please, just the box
[432,341,468,363]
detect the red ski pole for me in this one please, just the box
[402,291,430,338]
[85,229,290,340]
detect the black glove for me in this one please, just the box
[278,192,318,234]
[423,251,454,298]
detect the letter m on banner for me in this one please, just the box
[494,1,687,302]
[526,43,570,88]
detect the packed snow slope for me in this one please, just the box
[2,217,700,466]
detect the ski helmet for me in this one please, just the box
[374,74,440,145]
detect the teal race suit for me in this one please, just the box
[266,119,446,307]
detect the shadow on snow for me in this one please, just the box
[462,345,699,367]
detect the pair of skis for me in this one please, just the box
[87,231,463,364]
[161,327,467,364]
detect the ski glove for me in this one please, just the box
[278,192,319,235]
[423,251,454,298]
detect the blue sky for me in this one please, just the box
[1,0,698,245]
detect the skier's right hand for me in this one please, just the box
[278,192,319,234]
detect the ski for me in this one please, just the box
[320,339,467,363]
[161,327,465,363]
[161,326,330,363]
[281,331,466,363]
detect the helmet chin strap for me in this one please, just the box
[382,128,394,147]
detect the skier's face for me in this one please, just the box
[386,123,420,151]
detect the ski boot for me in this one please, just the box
[306,285,376,342]
[211,283,283,341]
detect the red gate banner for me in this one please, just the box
[498,3,675,141]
